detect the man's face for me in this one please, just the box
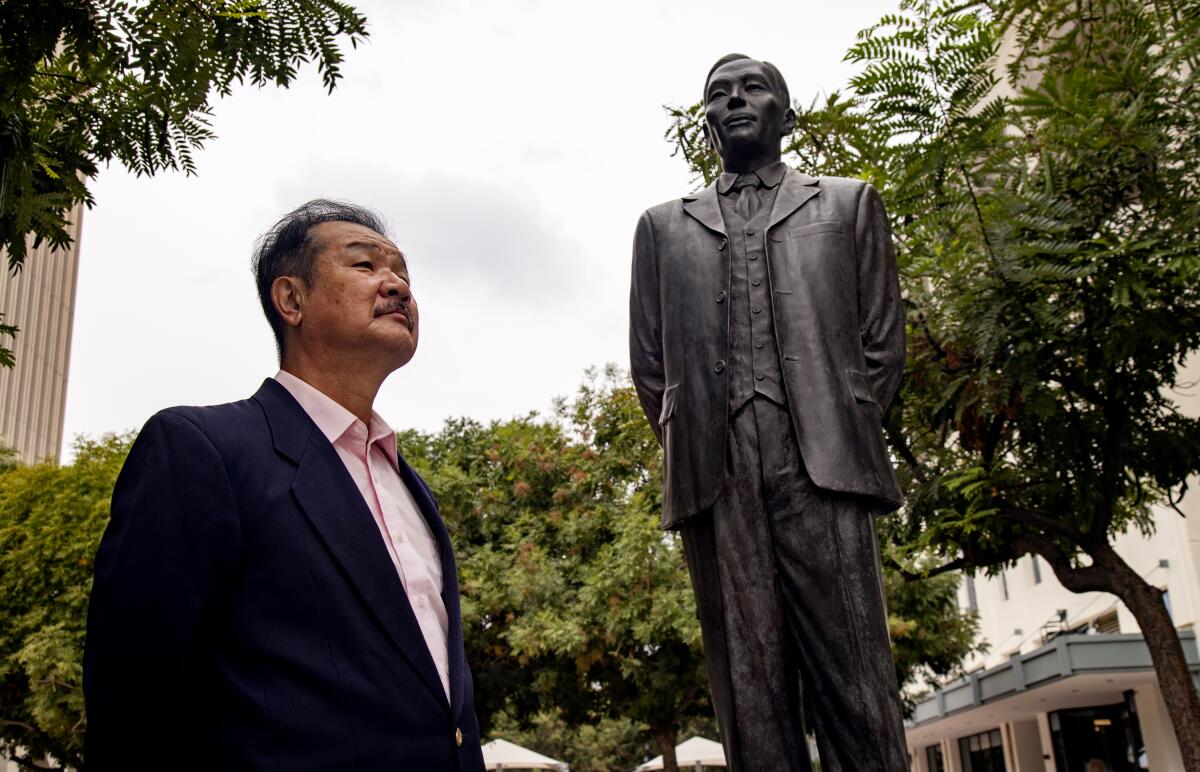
[703,59,792,167]
[299,220,419,369]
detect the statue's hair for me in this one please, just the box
[704,53,790,107]
[252,199,389,359]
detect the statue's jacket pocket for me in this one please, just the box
[659,383,679,426]
[843,369,878,406]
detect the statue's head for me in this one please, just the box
[702,54,795,172]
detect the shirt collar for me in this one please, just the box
[274,370,399,467]
[717,161,788,195]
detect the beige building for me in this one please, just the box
[905,357,1200,772]
[0,207,84,463]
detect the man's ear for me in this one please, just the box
[702,121,715,151]
[781,107,797,138]
[271,275,306,330]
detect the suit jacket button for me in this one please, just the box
[456,727,463,747]
[716,291,726,303]
[714,360,726,374]
[718,238,728,251]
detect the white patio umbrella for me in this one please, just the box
[634,736,726,771]
[482,738,569,771]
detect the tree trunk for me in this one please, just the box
[656,729,679,772]
[1089,546,1200,772]
[1030,539,1200,772]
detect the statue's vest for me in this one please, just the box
[722,187,787,411]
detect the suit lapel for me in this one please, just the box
[768,170,821,230]
[682,182,726,236]
[253,379,450,711]
[396,456,466,722]
[684,171,820,235]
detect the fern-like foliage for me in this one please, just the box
[0,313,17,368]
[0,0,369,365]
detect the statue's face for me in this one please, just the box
[703,59,790,167]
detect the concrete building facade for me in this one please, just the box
[0,208,84,464]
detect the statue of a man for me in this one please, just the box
[629,54,909,771]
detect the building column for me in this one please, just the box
[1001,722,1017,771]
[945,736,964,772]
[1136,684,1185,771]
[1006,719,1045,772]
[910,745,927,772]
[1035,713,1057,772]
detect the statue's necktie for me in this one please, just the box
[734,174,762,220]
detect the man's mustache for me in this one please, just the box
[374,301,414,330]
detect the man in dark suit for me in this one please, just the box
[84,200,486,771]
[629,55,909,771]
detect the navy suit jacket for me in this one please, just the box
[84,379,485,771]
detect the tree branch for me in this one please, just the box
[1011,534,1111,594]
[887,555,972,581]
[1091,383,1127,541]
[997,504,1086,542]
[981,410,1007,467]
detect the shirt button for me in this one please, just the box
[756,373,765,381]
[749,254,759,261]
[754,341,764,350]
[746,228,756,235]
[716,291,727,303]
[714,360,726,374]
[418,596,426,608]
[751,279,762,286]
[752,305,761,314]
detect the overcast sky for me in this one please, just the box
[61,0,896,450]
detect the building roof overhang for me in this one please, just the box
[905,631,1198,746]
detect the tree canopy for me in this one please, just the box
[0,0,368,365]
[0,434,130,769]
[398,367,711,772]
[400,367,979,770]
[668,0,1200,764]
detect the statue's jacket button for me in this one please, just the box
[716,291,727,303]
[714,360,726,374]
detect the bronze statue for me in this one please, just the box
[629,54,909,771]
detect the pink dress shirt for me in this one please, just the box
[274,370,450,700]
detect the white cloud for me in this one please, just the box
[273,165,586,301]
[60,0,900,449]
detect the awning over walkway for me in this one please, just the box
[906,631,1198,747]
[635,736,726,771]
[482,738,568,771]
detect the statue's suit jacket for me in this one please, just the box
[630,169,904,529]
[84,378,485,771]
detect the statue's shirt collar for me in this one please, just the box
[717,160,788,195]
